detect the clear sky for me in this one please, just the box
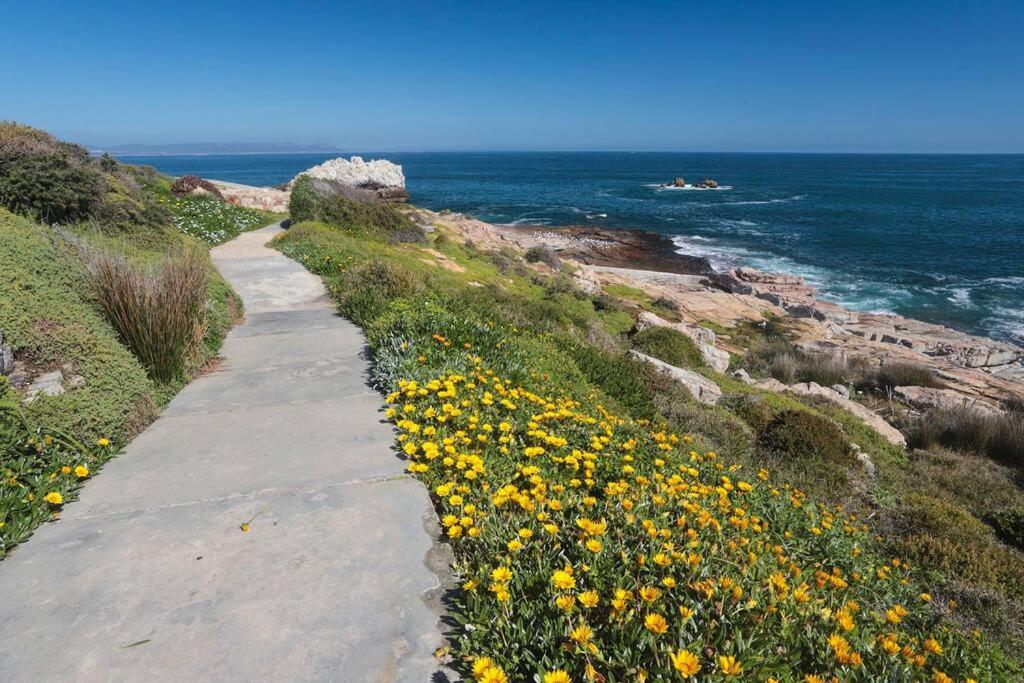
[2,0,1022,152]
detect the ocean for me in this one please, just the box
[118,152,1024,344]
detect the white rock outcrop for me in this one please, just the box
[293,156,406,190]
[629,350,723,405]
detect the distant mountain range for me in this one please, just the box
[90,142,344,156]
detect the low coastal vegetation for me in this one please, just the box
[274,182,1022,678]
[0,122,279,557]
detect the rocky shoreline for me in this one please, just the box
[423,208,1024,411]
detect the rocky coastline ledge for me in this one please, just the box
[422,209,1024,415]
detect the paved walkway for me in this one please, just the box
[0,224,449,681]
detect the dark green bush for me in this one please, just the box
[986,508,1024,551]
[563,342,657,420]
[759,409,852,464]
[632,325,703,369]
[524,245,561,269]
[0,151,103,223]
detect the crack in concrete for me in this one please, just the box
[68,472,414,522]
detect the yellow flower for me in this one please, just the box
[556,595,576,611]
[44,491,63,505]
[578,590,599,608]
[74,465,89,478]
[638,586,660,603]
[543,671,570,683]
[718,656,743,676]
[61,466,71,474]
[585,539,602,553]
[669,649,701,677]
[97,437,110,447]
[507,539,524,552]
[923,638,944,655]
[491,566,512,583]
[478,665,508,683]
[472,657,496,678]
[643,613,668,634]
[552,569,576,590]
[569,624,592,644]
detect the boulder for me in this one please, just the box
[831,384,851,399]
[672,177,686,187]
[731,368,754,384]
[629,350,722,405]
[893,385,1002,415]
[785,381,906,447]
[634,311,730,372]
[572,267,601,295]
[25,370,65,403]
[293,156,407,202]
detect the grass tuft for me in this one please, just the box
[89,248,208,383]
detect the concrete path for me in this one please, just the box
[0,224,449,681]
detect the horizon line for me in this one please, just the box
[100,149,1024,157]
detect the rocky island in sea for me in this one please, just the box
[660,176,722,189]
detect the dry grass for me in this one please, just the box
[89,249,207,383]
[862,361,942,392]
[908,406,1024,469]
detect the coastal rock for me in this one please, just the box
[735,267,806,287]
[672,177,686,187]
[754,378,788,392]
[25,370,65,403]
[573,267,601,295]
[732,368,754,384]
[293,156,407,201]
[893,385,1002,415]
[209,181,289,213]
[831,384,851,399]
[785,381,906,447]
[634,311,730,372]
[629,350,722,405]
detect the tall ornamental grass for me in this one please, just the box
[90,249,207,382]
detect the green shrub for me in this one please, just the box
[986,508,1024,551]
[0,150,103,224]
[330,260,424,326]
[288,175,423,241]
[563,342,657,419]
[759,409,853,464]
[524,245,560,269]
[631,325,703,369]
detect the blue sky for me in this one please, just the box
[2,1,1022,152]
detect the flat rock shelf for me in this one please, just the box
[0,223,450,681]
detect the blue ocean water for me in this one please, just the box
[119,152,1024,344]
